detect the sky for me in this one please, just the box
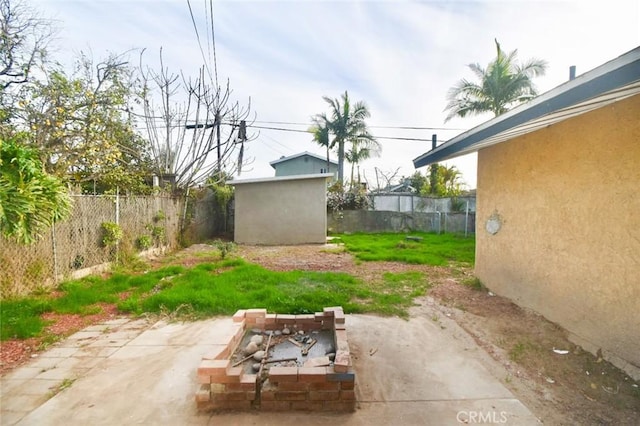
[32,0,640,189]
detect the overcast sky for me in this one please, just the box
[33,0,639,189]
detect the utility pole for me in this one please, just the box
[429,134,438,194]
[215,112,221,175]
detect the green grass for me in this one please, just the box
[0,298,52,340]
[334,232,475,265]
[1,257,430,340]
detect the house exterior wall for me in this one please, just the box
[274,156,336,177]
[475,94,640,378]
[232,175,329,245]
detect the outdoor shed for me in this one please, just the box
[228,174,333,245]
[413,47,640,379]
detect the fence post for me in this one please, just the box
[115,187,120,263]
[465,201,469,237]
[51,222,58,284]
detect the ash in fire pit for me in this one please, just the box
[233,328,336,374]
[195,307,355,412]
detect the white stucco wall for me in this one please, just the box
[229,174,332,245]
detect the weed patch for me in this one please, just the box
[335,232,475,265]
[0,298,52,339]
[462,276,485,291]
[2,257,430,340]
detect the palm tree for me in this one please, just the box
[345,137,381,186]
[309,113,333,174]
[444,39,547,121]
[322,91,376,182]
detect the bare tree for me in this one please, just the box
[139,49,254,189]
[0,0,55,90]
[367,167,402,193]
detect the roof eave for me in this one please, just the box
[413,47,640,168]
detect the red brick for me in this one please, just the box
[269,367,298,382]
[309,390,340,401]
[314,312,327,321]
[195,385,210,402]
[340,380,354,390]
[211,391,226,401]
[277,381,309,391]
[276,391,307,401]
[260,401,291,411]
[255,316,266,326]
[227,365,242,376]
[309,381,340,391]
[333,309,345,324]
[340,390,356,400]
[291,401,324,411]
[261,390,276,401]
[210,374,240,384]
[197,373,210,384]
[334,322,346,330]
[323,306,341,315]
[295,314,315,322]
[265,314,277,324]
[334,351,351,373]
[232,310,246,322]
[209,383,225,393]
[226,382,255,392]
[334,330,349,351]
[276,314,295,324]
[323,401,356,412]
[196,400,213,411]
[198,359,229,376]
[240,374,257,386]
[213,346,230,360]
[225,391,249,401]
[245,308,267,318]
[298,367,328,383]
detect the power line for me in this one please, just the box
[208,0,219,87]
[251,120,465,131]
[246,124,446,142]
[186,0,214,85]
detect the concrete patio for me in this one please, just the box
[1,300,540,425]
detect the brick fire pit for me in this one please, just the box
[195,306,355,412]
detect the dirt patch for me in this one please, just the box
[0,303,121,375]
[238,244,640,425]
[2,243,638,424]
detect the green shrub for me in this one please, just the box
[136,235,153,251]
[101,222,123,247]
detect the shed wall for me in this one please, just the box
[233,177,328,245]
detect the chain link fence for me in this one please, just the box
[0,194,183,297]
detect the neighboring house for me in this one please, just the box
[270,152,338,179]
[414,47,640,379]
[380,179,416,193]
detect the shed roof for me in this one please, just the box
[413,47,640,168]
[269,151,338,168]
[228,173,334,186]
